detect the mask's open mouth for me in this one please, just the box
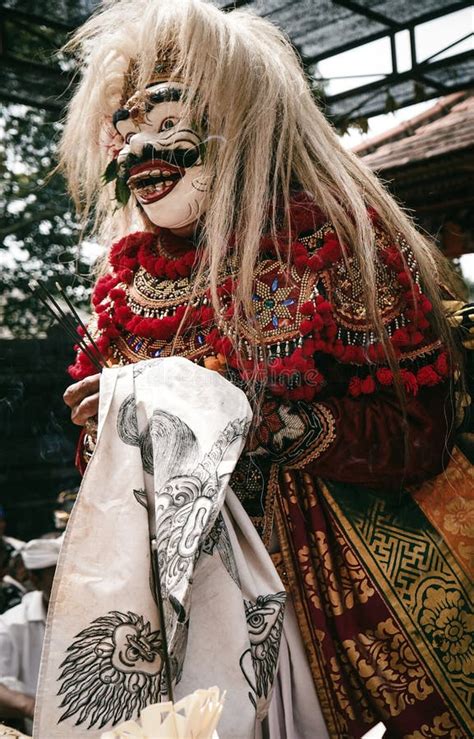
[127,159,185,204]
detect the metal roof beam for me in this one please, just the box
[331,0,398,29]
[303,0,472,63]
[220,1,253,10]
[324,49,473,105]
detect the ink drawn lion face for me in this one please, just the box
[240,592,286,704]
[246,595,284,647]
[57,611,162,729]
[97,621,162,676]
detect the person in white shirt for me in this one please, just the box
[0,537,61,727]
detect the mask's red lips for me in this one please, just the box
[127,159,185,204]
[128,159,185,179]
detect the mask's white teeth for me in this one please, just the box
[165,180,173,186]
[163,170,171,177]
[129,169,151,185]
[141,185,156,196]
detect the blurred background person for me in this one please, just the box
[0,507,24,554]
[0,542,27,615]
[53,488,78,532]
[0,537,61,732]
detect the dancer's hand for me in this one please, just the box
[63,374,100,426]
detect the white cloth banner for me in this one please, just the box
[34,358,286,738]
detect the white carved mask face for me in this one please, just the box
[113,82,208,230]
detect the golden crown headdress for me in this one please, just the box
[120,49,182,106]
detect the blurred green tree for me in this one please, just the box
[0,15,94,338]
[0,105,94,337]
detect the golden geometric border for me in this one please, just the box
[319,480,472,735]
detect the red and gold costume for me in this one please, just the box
[70,198,473,738]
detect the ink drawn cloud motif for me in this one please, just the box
[57,611,162,729]
[117,392,249,609]
[153,415,250,624]
[116,395,200,481]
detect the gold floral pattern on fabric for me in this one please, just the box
[414,447,474,576]
[286,497,377,619]
[321,480,473,734]
[445,498,474,538]
[272,488,347,739]
[114,329,211,364]
[317,225,403,330]
[131,266,194,306]
[279,469,319,510]
[330,253,402,325]
[281,469,299,507]
[240,261,318,343]
[419,587,474,676]
[275,473,472,738]
[252,272,296,328]
[309,528,375,617]
[286,473,376,616]
[329,655,354,724]
[328,653,375,727]
[343,618,434,717]
[404,711,465,739]
[299,471,319,508]
[297,544,322,611]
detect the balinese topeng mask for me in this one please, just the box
[111,78,208,231]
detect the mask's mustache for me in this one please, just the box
[124,144,202,174]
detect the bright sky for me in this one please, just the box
[319,6,473,283]
[318,6,473,149]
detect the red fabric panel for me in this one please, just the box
[306,384,454,490]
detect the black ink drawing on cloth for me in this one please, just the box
[58,394,250,728]
[57,611,162,728]
[117,392,248,608]
[239,592,287,710]
[116,393,200,479]
[200,513,241,588]
[151,416,249,599]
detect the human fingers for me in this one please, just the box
[63,373,100,409]
[70,392,100,426]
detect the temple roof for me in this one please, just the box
[353,90,474,260]
[354,91,474,170]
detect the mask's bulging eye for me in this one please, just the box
[160,118,177,132]
[124,132,135,145]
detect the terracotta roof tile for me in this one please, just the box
[354,91,474,171]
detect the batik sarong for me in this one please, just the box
[274,450,473,739]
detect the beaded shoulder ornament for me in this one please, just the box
[69,200,450,401]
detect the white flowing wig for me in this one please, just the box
[60,0,462,386]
